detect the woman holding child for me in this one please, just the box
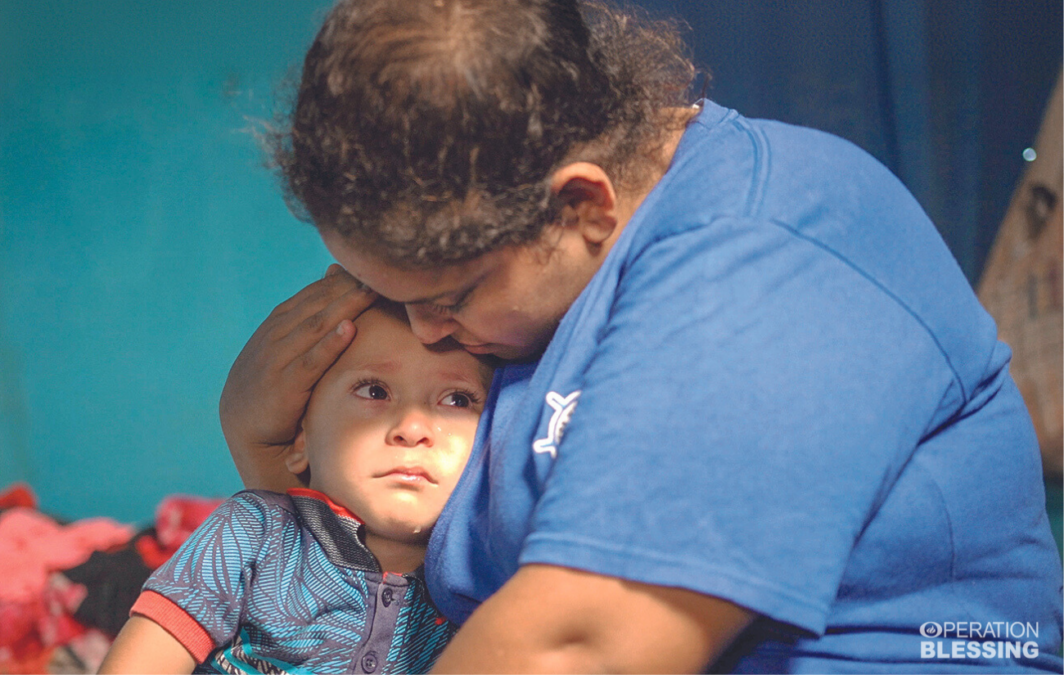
[217,0,1062,672]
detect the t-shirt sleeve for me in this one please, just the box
[132,492,270,660]
[518,218,956,635]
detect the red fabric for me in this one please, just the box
[131,590,214,662]
[134,534,173,570]
[0,483,36,511]
[135,495,225,569]
[0,508,133,605]
[0,490,221,672]
[0,507,132,672]
[154,495,225,550]
[39,573,89,647]
[0,602,49,672]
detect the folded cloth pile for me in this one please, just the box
[0,483,223,674]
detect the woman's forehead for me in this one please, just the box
[323,231,486,300]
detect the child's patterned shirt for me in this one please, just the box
[132,488,456,674]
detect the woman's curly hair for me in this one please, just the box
[271,0,695,267]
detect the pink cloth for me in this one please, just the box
[0,508,133,605]
[155,495,224,550]
[137,494,225,568]
[0,507,133,670]
[0,491,220,671]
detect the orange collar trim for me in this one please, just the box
[286,487,363,524]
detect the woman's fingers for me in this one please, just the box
[324,263,345,277]
[219,269,376,489]
[283,318,356,387]
[275,283,377,369]
[268,266,366,335]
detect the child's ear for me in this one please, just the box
[285,428,310,476]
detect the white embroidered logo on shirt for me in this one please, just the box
[532,390,581,459]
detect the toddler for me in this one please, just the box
[99,301,493,674]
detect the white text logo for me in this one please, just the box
[532,391,580,459]
[919,621,1040,660]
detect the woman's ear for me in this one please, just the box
[550,162,618,246]
[286,428,310,476]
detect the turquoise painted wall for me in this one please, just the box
[2,2,1061,549]
[0,0,333,523]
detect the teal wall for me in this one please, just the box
[1,2,1061,546]
[0,1,333,523]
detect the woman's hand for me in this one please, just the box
[220,265,376,491]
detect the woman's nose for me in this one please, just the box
[386,408,434,448]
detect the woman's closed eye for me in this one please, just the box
[427,302,460,316]
[425,287,474,316]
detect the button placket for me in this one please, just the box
[355,574,408,673]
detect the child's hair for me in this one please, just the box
[368,297,413,323]
[270,0,695,268]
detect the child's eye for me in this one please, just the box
[440,390,480,408]
[353,382,389,400]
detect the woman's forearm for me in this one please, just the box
[431,564,754,674]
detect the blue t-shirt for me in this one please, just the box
[424,101,1064,672]
[136,489,456,674]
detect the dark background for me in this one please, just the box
[643,0,1062,285]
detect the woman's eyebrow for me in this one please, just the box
[403,266,492,305]
[402,290,456,305]
[405,283,476,307]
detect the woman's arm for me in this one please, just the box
[431,564,754,673]
[98,616,196,674]
[220,265,375,490]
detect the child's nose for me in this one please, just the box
[387,408,434,447]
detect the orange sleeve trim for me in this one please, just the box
[130,590,216,663]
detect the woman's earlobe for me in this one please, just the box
[574,200,618,246]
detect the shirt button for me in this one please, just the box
[381,587,393,607]
[361,652,378,673]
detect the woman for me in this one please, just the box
[220,0,1063,671]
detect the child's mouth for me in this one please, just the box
[381,466,435,484]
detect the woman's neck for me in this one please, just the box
[612,106,700,230]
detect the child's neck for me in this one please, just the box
[364,530,427,575]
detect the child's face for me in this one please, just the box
[289,307,492,544]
